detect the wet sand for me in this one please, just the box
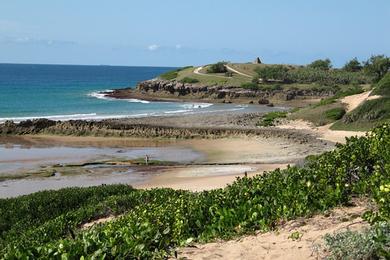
[0,133,327,198]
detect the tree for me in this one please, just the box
[308,59,332,70]
[343,58,362,72]
[254,65,288,82]
[207,62,227,73]
[363,55,390,82]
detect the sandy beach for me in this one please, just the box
[0,109,336,197]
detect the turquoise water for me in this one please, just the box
[0,64,280,123]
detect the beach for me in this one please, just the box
[0,108,337,197]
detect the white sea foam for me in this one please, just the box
[125,99,150,104]
[180,103,213,109]
[163,109,192,114]
[88,90,151,103]
[88,90,115,100]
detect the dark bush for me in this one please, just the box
[207,62,227,73]
[180,77,199,84]
[307,58,332,70]
[325,107,346,120]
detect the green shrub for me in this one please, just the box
[323,223,390,259]
[286,68,371,86]
[372,72,390,96]
[343,57,363,72]
[241,82,258,90]
[257,111,287,126]
[207,62,227,73]
[325,107,346,120]
[308,59,332,70]
[343,97,390,123]
[180,77,199,84]
[363,55,390,82]
[254,65,289,82]
[160,70,178,80]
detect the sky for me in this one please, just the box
[0,0,389,67]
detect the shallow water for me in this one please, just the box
[0,143,204,174]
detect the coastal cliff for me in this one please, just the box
[106,79,336,104]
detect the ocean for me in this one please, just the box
[0,63,277,123]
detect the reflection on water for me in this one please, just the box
[0,141,204,174]
[0,169,148,198]
[0,137,205,198]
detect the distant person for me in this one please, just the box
[145,154,149,165]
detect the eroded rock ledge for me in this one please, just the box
[0,118,329,146]
[106,79,335,104]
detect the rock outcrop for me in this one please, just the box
[107,79,336,103]
[0,119,325,145]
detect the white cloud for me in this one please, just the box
[148,44,159,51]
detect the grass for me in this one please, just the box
[176,66,251,86]
[325,107,346,120]
[179,77,199,84]
[257,111,288,126]
[372,72,390,96]
[159,66,193,80]
[290,101,345,126]
[331,97,390,131]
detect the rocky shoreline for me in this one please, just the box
[0,115,332,148]
[106,78,336,105]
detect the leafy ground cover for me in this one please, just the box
[257,111,288,126]
[1,124,390,259]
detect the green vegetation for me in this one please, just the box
[159,66,193,80]
[344,97,390,123]
[308,58,332,70]
[2,125,390,258]
[363,55,390,82]
[1,124,390,258]
[325,107,346,120]
[254,65,288,83]
[257,111,287,126]
[207,62,227,73]
[241,82,258,90]
[342,57,363,72]
[253,65,370,86]
[323,223,390,259]
[372,72,390,96]
[179,77,199,84]
[291,101,345,126]
[286,67,370,86]
[331,73,390,131]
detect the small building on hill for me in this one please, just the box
[253,57,262,64]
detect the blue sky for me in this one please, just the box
[0,0,389,67]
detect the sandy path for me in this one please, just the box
[193,66,228,78]
[225,64,252,78]
[277,119,365,144]
[341,90,380,112]
[175,199,370,260]
[277,91,381,143]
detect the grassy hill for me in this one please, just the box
[331,73,390,131]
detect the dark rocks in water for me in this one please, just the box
[258,99,270,105]
[249,101,254,104]
[267,103,274,107]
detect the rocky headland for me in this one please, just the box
[106,78,336,105]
